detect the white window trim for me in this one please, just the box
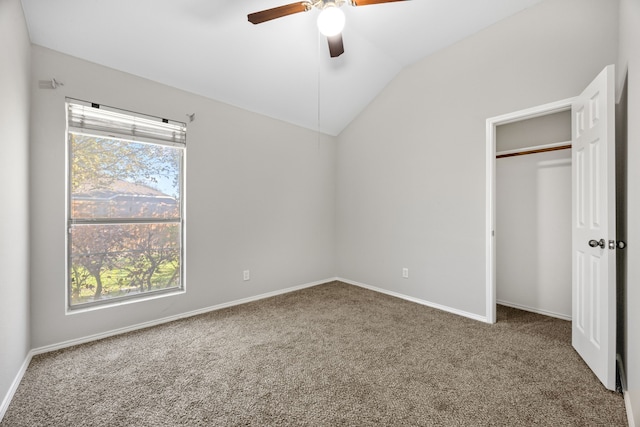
[65,99,186,312]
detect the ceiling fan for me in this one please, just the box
[248,0,408,58]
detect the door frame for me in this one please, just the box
[485,97,576,324]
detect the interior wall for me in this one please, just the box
[618,0,640,422]
[496,110,572,153]
[496,150,572,319]
[0,0,31,415]
[29,46,337,349]
[336,0,618,317]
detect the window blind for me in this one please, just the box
[67,99,186,146]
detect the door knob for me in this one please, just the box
[589,239,605,249]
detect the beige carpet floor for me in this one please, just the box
[1,281,627,426]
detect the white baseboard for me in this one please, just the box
[338,277,487,323]
[21,276,487,359]
[32,278,337,356]
[624,391,635,427]
[5,278,577,421]
[0,350,34,422]
[624,389,638,427]
[616,354,635,427]
[496,299,571,321]
[2,278,337,420]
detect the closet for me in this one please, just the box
[495,110,572,320]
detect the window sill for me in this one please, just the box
[66,288,186,315]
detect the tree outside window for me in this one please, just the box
[67,103,185,308]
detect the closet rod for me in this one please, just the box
[496,144,571,159]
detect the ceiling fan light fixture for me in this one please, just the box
[317,6,345,37]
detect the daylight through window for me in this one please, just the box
[66,100,186,308]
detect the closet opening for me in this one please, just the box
[495,110,572,321]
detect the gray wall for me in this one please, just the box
[29,46,337,348]
[618,0,640,421]
[0,0,31,414]
[336,0,618,316]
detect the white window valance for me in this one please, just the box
[67,99,186,146]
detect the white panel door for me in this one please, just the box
[572,65,616,391]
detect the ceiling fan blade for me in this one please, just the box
[353,0,407,6]
[248,2,309,24]
[327,34,345,58]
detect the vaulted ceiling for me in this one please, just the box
[21,0,542,135]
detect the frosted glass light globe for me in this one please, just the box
[317,6,345,37]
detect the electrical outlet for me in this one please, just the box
[402,268,409,279]
[243,270,250,281]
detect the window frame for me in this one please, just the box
[65,99,186,311]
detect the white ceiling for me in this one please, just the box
[21,0,542,135]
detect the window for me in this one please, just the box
[66,100,186,309]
